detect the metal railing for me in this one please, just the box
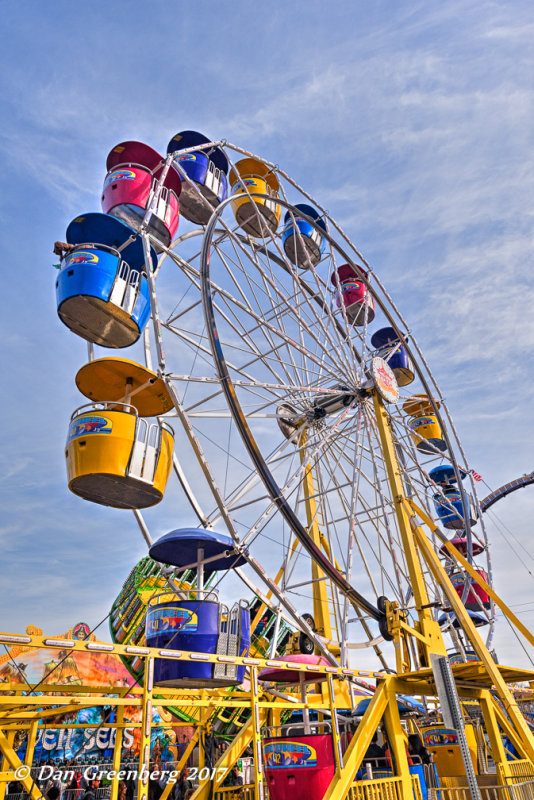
[499,763,534,782]
[349,775,423,800]
[214,786,255,800]
[436,781,534,800]
[5,790,111,800]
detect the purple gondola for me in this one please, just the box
[282,204,327,268]
[370,327,414,386]
[146,529,250,688]
[167,130,229,225]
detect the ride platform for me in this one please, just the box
[397,662,534,694]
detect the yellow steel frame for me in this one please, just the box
[0,639,388,797]
[298,428,336,647]
[2,627,534,796]
[3,392,534,799]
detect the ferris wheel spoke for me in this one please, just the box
[360,405,412,601]
[320,440,404,590]
[255,222,360,370]
[165,297,203,326]
[212,284,336,392]
[322,436,412,601]
[214,240,359,386]
[216,438,295,520]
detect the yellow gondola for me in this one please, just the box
[66,402,174,509]
[402,394,446,454]
[229,157,281,237]
[65,358,174,509]
[75,357,173,416]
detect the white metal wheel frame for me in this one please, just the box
[117,141,496,668]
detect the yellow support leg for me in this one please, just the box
[299,431,334,646]
[250,667,265,800]
[25,721,38,773]
[408,498,534,648]
[479,691,510,777]
[159,709,212,800]
[0,730,43,800]
[410,514,534,765]
[198,729,205,775]
[110,705,124,800]
[490,698,533,765]
[372,393,447,667]
[326,675,342,774]
[383,682,412,800]
[137,656,154,800]
[0,730,15,800]
[192,705,268,800]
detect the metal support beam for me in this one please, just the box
[429,654,481,800]
[0,730,43,800]
[110,705,124,800]
[371,393,447,669]
[322,680,389,800]
[192,704,268,800]
[479,690,510,776]
[250,667,265,800]
[382,681,414,800]
[408,499,534,649]
[137,656,154,800]
[411,513,534,764]
[326,675,343,774]
[299,431,335,646]
[159,708,212,800]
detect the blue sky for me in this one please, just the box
[1,0,533,668]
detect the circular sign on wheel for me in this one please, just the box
[371,356,399,405]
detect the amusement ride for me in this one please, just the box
[1,132,534,800]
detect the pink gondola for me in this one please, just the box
[261,656,336,800]
[101,141,182,250]
[331,264,375,326]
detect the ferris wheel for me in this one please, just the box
[54,132,495,675]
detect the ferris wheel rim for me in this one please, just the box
[199,194,385,621]
[148,154,495,654]
[196,191,475,628]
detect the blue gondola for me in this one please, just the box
[167,131,229,224]
[281,204,327,268]
[146,528,251,688]
[448,650,480,664]
[428,464,467,487]
[352,695,425,716]
[56,213,157,349]
[438,610,488,628]
[370,328,415,387]
[433,487,478,530]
